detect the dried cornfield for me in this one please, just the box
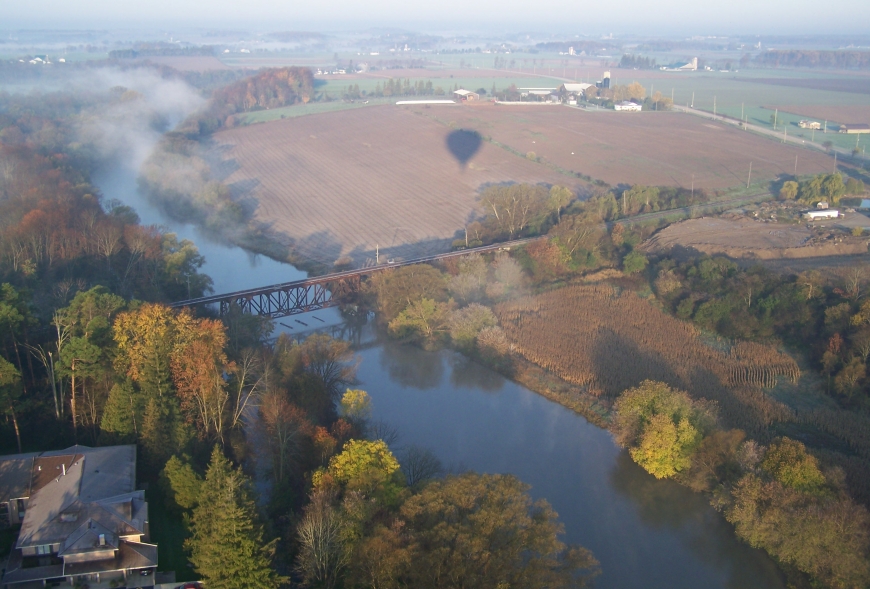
[494,285,800,436]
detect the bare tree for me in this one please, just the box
[399,445,443,489]
[296,489,352,589]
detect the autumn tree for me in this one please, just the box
[400,473,599,589]
[614,380,717,479]
[259,391,312,484]
[448,303,498,350]
[366,264,447,324]
[314,439,404,505]
[478,184,551,239]
[172,318,233,443]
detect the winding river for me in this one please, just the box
[93,161,786,589]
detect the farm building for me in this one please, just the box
[839,124,870,134]
[453,89,479,101]
[804,209,840,220]
[614,101,643,112]
[559,83,594,95]
[799,120,822,130]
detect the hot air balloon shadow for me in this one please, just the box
[446,129,482,169]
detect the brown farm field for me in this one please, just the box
[213,105,586,265]
[640,217,870,260]
[444,104,834,189]
[494,285,800,437]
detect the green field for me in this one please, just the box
[239,98,393,124]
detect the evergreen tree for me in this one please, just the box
[187,447,282,589]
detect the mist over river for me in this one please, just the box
[92,159,785,589]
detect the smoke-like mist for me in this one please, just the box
[72,68,206,170]
[2,66,205,171]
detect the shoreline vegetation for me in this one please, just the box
[356,175,870,588]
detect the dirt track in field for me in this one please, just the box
[213,105,586,265]
[444,104,834,189]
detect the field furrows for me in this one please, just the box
[215,105,583,265]
[446,106,834,189]
[495,286,799,436]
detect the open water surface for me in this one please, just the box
[94,161,786,589]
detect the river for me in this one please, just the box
[93,161,786,589]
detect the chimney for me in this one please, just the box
[99,534,106,547]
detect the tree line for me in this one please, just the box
[755,50,870,69]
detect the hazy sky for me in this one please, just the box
[3,0,870,35]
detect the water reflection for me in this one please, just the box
[358,339,785,589]
[449,354,505,392]
[377,340,444,389]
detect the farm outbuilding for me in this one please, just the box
[453,89,480,101]
[839,124,870,134]
[804,209,840,220]
[799,120,822,130]
[615,101,643,112]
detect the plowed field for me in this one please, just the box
[444,104,833,188]
[214,105,586,265]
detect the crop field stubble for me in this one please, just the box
[494,285,801,437]
[213,105,587,265]
[445,104,834,189]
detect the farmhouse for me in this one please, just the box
[0,445,157,589]
[614,101,643,112]
[839,124,870,134]
[799,120,822,130]
[453,89,479,101]
[804,209,840,220]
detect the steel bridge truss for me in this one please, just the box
[217,276,360,319]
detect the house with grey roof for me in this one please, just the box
[0,445,157,589]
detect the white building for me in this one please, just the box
[614,101,643,112]
[804,209,840,220]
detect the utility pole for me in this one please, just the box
[824,120,827,134]
[747,162,752,188]
[784,126,787,143]
[773,108,777,130]
[376,244,379,264]
[691,91,694,108]
[834,151,838,173]
[741,102,744,122]
[794,154,798,176]
[691,174,695,199]
[623,191,627,215]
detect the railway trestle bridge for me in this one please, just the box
[170,237,540,319]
